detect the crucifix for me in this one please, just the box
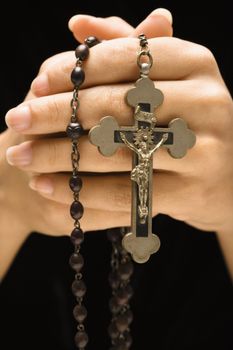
[89,68,195,264]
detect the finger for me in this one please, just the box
[132,8,173,38]
[28,171,195,221]
[29,173,132,211]
[5,130,205,174]
[38,199,130,235]
[69,8,173,42]
[31,37,209,96]
[69,15,134,42]
[6,79,221,135]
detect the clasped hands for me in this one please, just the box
[3,9,233,240]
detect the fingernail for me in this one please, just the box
[5,106,31,131]
[150,8,173,25]
[6,142,32,166]
[31,74,49,95]
[29,177,54,194]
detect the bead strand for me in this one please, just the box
[67,36,100,350]
[107,228,134,350]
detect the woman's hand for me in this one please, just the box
[5,36,233,236]
[0,9,172,278]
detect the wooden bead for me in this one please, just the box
[109,297,121,314]
[71,67,85,86]
[118,261,134,281]
[70,201,84,220]
[74,331,89,348]
[114,345,129,350]
[115,285,133,305]
[109,271,120,290]
[107,228,121,243]
[75,44,89,60]
[115,315,129,333]
[66,122,84,140]
[71,280,86,298]
[115,332,132,348]
[84,36,100,48]
[69,175,83,192]
[73,304,87,323]
[108,321,119,339]
[115,310,133,333]
[123,331,133,348]
[70,227,84,245]
[69,253,84,272]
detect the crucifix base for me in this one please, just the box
[122,232,160,263]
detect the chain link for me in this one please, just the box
[137,33,153,77]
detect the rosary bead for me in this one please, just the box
[115,315,129,333]
[115,310,133,333]
[118,261,134,281]
[70,201,84,220]
[69,253,84,272]
[124,309,133,324]
[115,285,133,305]
[66,122,84,139]
[109,297,121,314]
[71,66,85,87]
[113,345,129,350]
[74,331,89,348]
[75,44,89,60]
[122,331,133,348]
[69,175,83,192]
[109,271,120,290]
[107,228,121,243]
[72,280,87,298]
[115,336,132,349]
[84,36,100,48]
[108,321,119,340]
[70,227,84,245]
[73,304,87,323]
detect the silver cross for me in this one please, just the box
[89,77,196,263]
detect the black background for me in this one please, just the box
[0,1,232,350]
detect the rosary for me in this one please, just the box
[66,35,196,349]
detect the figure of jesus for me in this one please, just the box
[120,131,168,223]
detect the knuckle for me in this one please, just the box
[196,83,233,134]
[200,136,226,175]
[190,44,218,74]
[39,57,51,74]
[199,83,229,109]
[107,16,122,22]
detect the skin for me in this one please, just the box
[1,9,233,281]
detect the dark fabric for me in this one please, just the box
[0,1,232,350]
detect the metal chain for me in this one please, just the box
[137,34,153,77]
